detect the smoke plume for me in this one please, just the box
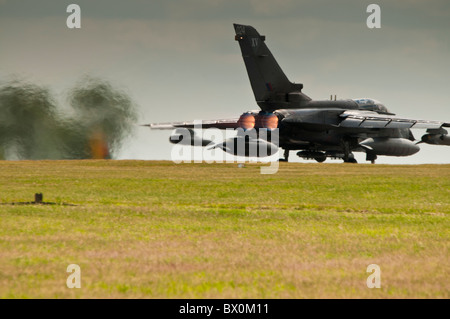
[0,77,138,160]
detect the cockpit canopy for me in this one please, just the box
[353,98,390,113]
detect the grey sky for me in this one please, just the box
[1,0,449,163]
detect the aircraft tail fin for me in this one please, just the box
[233,23,310,111]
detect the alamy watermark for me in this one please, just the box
[66,4,81,29]
[367,4,381,29]
[66,4,379,30]
[366,264,381,288]
[66,264,81,288]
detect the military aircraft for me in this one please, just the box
[145,23,450,163]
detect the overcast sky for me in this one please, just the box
[1,0,449,164]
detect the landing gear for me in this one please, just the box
[344,157,358,163]
[343,153,357,163]
[366,152,377,164]
[341,139,351,163]
[315,155,327,163]
[279,149,290,162]
[340,139,358,163]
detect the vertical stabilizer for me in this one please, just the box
[233,23,310,111]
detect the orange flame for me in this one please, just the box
[89,130,109,159]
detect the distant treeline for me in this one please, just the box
[0,77,138,160]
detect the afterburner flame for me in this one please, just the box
[256,113,278,129]
[237,113,256,129]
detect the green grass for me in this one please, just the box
[0,160,449,298]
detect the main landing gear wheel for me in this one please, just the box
[343,153,357,163]
[366,152,377,164]
[344,158,358,163]
[340,139,358,163]
[315,155,327,163]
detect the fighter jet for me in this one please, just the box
[145,23,450,163]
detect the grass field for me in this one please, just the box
[0,160,448,298]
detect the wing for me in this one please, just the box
[144,110,450,131]
[143,118,240,130]
[339,110,450,130]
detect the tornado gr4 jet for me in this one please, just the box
[145,23,450,163]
